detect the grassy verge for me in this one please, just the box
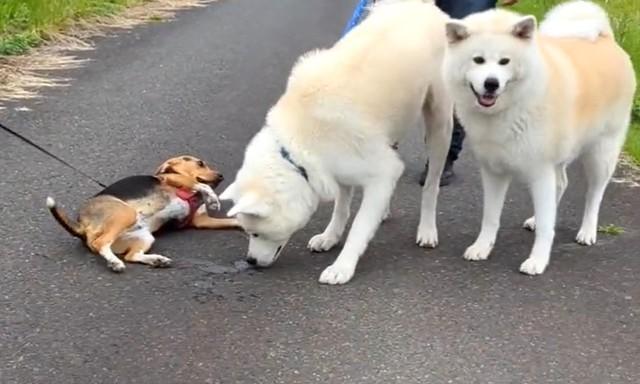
[509,0,640,164]
[0,0,147,56]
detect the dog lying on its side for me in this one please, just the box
[46,155,239,272]
[443,0,636,274]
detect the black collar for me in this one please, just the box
[280,147,309,181]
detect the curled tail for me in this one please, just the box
[46,197,85,240]
[539,0,613,41]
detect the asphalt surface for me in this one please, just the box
[1,1,639,383]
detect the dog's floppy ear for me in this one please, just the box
[445,21,470,44]
[155,161,177,175]
[227,194,272,218]
[512,15,536,40]
[219,182,237,201]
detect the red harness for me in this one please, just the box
[175,188,201,228]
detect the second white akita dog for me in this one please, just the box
[443,0,636,274]
[220,0,453,284]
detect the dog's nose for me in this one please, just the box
[246,257,257,266]
[484,77,500,93]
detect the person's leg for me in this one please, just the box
[419,115,463,186]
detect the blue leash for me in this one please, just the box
[342,0,373,37]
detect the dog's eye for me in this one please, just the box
[473,56,485,64]
[197,160,204,167]
[499,58,511,65]
[250,233,259,238]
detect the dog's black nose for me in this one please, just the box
[484,77,500,93]
[246,257,257,266]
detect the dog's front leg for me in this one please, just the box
[308,184,354,252]
[464,166,511,261]
[158,174,221,210]
[520,167,557,275]
[191,206,241,229]
[318,155,404,285]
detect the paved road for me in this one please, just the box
[1,1,639,383]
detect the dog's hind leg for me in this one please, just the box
[121,230,171,268]
[308,184,354,252]
[576,129,626,245]
[318,149,404,285]
[417,81,453,248]
[523,163,568,231]
[88,209,137,272]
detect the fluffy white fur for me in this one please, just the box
[221,0,453,284]
[444,0,636,274]
[539,0,613,41]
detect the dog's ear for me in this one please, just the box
[219,182,237,201]
[155,161,177,175]
[445,21,470,44]
[227,194,272,218]
[512,15,536,40]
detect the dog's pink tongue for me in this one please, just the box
[480,94,496,107]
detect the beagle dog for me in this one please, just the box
[46,155,239,272]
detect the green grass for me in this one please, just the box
[509,0,640,164]
[0,0,146,55]
[598,224,625,236]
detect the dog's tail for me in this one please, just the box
[539,0,614,41]
[46,197,85,240]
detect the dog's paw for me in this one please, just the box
[204,194,221,212]
[416,227,438,248]
[108,260,126,273]
[523,216,536,231]
[308,233,339,253]
[575,229,597,246]
[519,257,548,275]
[318,263,355,285]
[148,254,172,268]
[197,184,221,210]
[463,241,493,261]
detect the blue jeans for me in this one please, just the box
[435,0,497,162]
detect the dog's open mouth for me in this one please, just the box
[470,84,497,108]
[197,176,220,187]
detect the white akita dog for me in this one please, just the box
[220,0,453,284]
[443,0,636,274]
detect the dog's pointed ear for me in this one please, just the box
[446,21,470,44]
[219,182,237,201]
[227,194,271,218]
[512,15,536,40]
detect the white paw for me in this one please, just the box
[575,229,597,246]
[108,260,126,273]
[523,216,536,231]
[463,241,493,261]
[148,254,172,268]
[519,257,548,275]
[197,184,221,210]
[416,227,438,248]
[318,263,355,285]
[308,233,339,252]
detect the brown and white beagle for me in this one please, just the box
[46,155,239,272]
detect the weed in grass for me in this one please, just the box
[598,224,625,236]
